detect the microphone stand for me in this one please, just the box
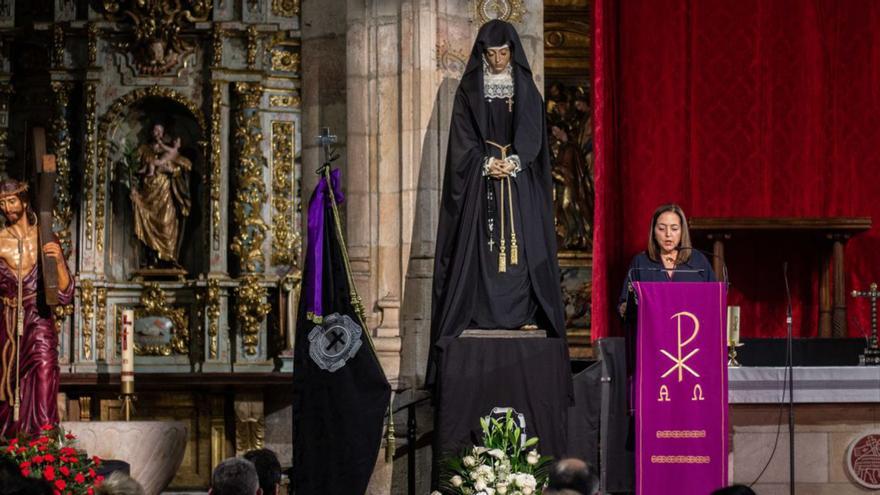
[783,262,795,494]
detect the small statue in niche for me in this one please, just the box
[129,123,191,270]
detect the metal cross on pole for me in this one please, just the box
[315,127,339,175]
[852,282,880,365]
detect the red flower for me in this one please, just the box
[60,447,76,456]
[33,455,43,464]
[19,461,30,469]
[20,468,30,477]
[59,466,70,476]
[74,472,85,484]
[43,465,55,481]
[6,445,14,453]
[96,475,104,483]
[44,454,55,462]
[64,433,75,439]
[38,444,48,452]
[88,468,95,478]
[54,479,66,490]
[68,457,79,464]
[40,424,53,431]
[9,438,18,445]
[92,456,101,466]
[87,489,94,495]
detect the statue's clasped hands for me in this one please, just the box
[486,157,517,179]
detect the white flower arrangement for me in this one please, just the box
[440,410,552,494]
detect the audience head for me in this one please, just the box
[94,472,145,495]
[243,449,282,495]
[210,458,261,495]
[711,485,757,495]
[547,457,600,495]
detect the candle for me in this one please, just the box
[726,306,741,346]
[121,309,135,392]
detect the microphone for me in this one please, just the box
[676,246,729,285]
[782,260,795,495]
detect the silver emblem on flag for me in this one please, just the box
[308,313,363,372]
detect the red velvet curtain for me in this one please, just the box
[592,0,880,340]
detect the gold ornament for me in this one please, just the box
[230,83,268,274]
[271,121,299,266]
[80,280,95,360]
[235,275,270,356]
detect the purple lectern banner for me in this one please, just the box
[634,282,728,495]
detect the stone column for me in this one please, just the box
[301,0,348,232]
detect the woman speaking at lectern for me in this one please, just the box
[618,204,716,319]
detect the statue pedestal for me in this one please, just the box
[61,420,187,495]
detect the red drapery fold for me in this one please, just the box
[592,0,880,340]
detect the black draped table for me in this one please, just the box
[433,335,572,458]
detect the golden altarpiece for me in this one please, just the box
[0,0,301,489]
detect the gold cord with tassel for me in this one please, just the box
[498,175,507,273]
[506,177,518,265]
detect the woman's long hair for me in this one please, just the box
[646,204,692,264]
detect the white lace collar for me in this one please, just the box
[483,58,514,101]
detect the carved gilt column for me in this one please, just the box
[231,82,271,362]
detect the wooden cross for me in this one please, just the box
[852,283,880,364]
[506,96,514,113]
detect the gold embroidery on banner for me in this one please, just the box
[656,430,707,439]
[650,455,711,464]
[661,311,701,381]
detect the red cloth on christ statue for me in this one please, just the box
[0,260,73,438]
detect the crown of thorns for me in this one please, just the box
[0,181,28,199]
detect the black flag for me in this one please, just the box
[292,168,391,494]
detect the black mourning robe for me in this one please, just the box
[428,20,569,384]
